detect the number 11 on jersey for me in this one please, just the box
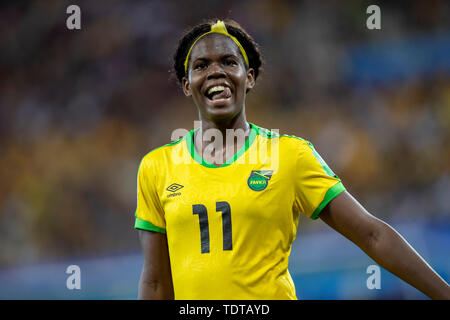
[193,201,232,253]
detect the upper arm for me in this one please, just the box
[319,191,384,251]
[135,157,166,232]
[135,156,173,298]
[138,229,173,299]
[139,229,171,275]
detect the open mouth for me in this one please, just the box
[205,85,232,101]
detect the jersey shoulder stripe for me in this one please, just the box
[279,134,337,178]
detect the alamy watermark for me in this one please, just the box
[366,5,381,30]
[66,265,81,290]
[366,265,381,290]
[66,5,81,30]
[66,4,380,31]
[170,121,280,170]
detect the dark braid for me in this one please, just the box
[173,19,263,84]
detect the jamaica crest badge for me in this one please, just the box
[247,170,273,191]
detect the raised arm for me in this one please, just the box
[319,190,450,300]
[137,229,174,299]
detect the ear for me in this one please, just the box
[246,68,255,92]
[182,76,191,97]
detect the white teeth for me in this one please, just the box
[207,86,225,95]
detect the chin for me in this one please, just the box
[207,109,236,122]
[207,106,241,122]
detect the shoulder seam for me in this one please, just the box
[280,134,309,143]
[250,123,280,139]
[250,123,309,142]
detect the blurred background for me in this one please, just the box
[0,0,449,299]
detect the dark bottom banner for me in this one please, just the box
[0,300,445,318]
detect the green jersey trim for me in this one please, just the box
[135,216,166,234]
[310,181,346,220]
[134,138,185,233]
[279,134,337,178]
[305,141,336,178]
[250,123,280,139]
[186,123,258,168]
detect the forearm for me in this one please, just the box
[365,220,450,299]
[321,192,449,299]
[138,267,174,300]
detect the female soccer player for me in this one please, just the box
[134,19,450,300]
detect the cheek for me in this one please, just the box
[233,71,248,96]
[187,76,203,96]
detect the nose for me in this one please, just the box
[206,62,226,79]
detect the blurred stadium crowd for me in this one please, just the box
[0,0,449,267]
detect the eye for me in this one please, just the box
[225,59,238,66]
[193,62,207,70]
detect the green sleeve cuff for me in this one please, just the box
[310,181,346,220]
[134,217,166,234]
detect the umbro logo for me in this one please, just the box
[167,183,183,192]
[166,183,183,197]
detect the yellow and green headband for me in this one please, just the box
[184,20,249,73]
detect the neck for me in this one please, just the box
[194,113,251,158]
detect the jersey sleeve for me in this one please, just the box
[294,139,346,220]
[134,156,166,233]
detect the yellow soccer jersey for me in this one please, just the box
[134,123,345,300]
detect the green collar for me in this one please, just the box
[186,123,258,168]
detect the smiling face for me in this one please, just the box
[182,33,255,123]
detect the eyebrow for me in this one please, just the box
[192,54,239,63]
